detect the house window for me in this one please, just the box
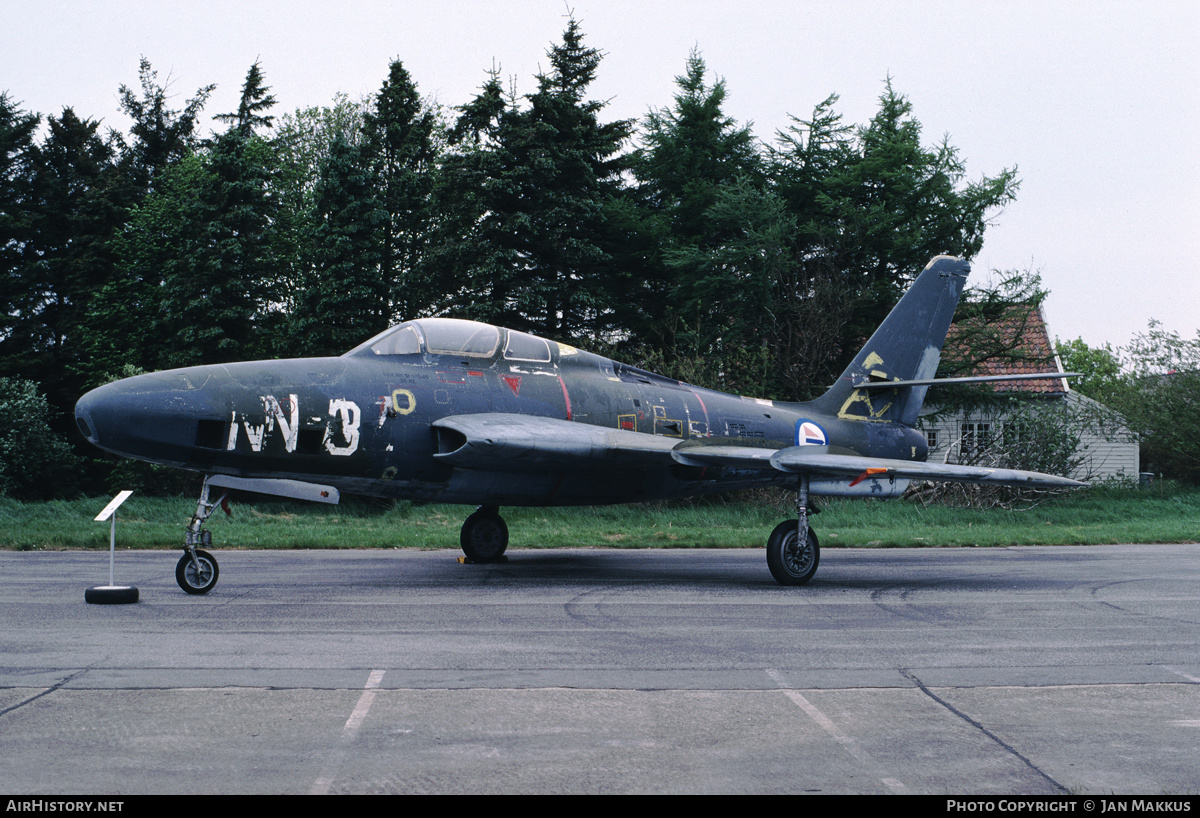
[962,422,991,457]
[926,429,939,450]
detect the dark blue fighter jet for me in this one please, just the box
[75,255,1082,593]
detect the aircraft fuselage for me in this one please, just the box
[74,328,927,507]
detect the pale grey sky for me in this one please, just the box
[4,0,1197,351]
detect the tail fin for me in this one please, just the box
[806,255,970,425]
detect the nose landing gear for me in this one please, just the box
[178,477,227,594]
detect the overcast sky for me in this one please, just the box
[4,0,1197,352]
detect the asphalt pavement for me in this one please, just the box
[2,544,1198,794]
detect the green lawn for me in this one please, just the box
[3,482,1197,552]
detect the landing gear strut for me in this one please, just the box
[766,475,820,586]
[177,477,226,594]
[460,506,509,563]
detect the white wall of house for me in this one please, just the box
[919,393,1139,483]
[1064,392,1140,481]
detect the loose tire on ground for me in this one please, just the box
[85,585,139,604]
[766,520,820,586]
[176,549,219,594]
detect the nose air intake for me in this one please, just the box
[433,425,468,456]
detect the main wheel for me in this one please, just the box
[460,508,508,563]
[766,520,820,586]
[176,549,219,594]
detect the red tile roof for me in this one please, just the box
[943,304,1069,394]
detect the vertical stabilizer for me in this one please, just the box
[807,255,970,425]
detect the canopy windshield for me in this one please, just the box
[345,318,502,358]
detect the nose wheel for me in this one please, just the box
[177,549,219,594]
[177,477,226,594]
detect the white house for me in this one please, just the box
[920,303,1138,482]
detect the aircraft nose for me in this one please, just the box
[74,367,230,464]
[74,380,143,452]
[73,387,104,447]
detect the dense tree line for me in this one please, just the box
[2,18,1028,497]
[1058,327,1200,484]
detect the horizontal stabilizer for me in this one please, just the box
[852,372,1081,389]
[207,474,341,504]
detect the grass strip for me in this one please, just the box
[2,482,1197,552]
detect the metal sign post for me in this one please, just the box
[86,490,139,605]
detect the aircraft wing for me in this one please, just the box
[767,447,1085,488]
[672,442,1084,489]
[432,413,680,472]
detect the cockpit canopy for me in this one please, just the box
[346,318,553,363]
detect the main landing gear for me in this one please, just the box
[177,477,226,594]
[766,475,820,586]
[460,505,509,563]
[456,492,820,585]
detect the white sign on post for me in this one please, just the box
[86,490,139,605]
[95,489,134,522]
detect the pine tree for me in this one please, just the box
[75,66,212,382]
[636,50,760,243]
[88,154,207,374]
[772,80,1020,380]
[214,60,277,136]
[176,130,278,365]
[426,69,511,321]
[106,63,283,370]
[1,109,131,410]
[0,94,40,356]
[629,52,778,390]
[363,61,438,322]
[272,95,372,335]
[117,58,214,195]
[291,135,387,356]
[434,18,632,343]
[794,80,1018,356]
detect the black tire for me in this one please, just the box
[766,520,820,586]
[85,585,139,605]
[176,549,219,595]
[460,508,508,563]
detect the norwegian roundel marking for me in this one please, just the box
[796,420,828,446]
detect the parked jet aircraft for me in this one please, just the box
[75,255,1082,594]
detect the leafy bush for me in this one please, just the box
[1114,323,1200,483]
[1059,323,1200,484]
[0,378,82,499]
[908,398,1097,509]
